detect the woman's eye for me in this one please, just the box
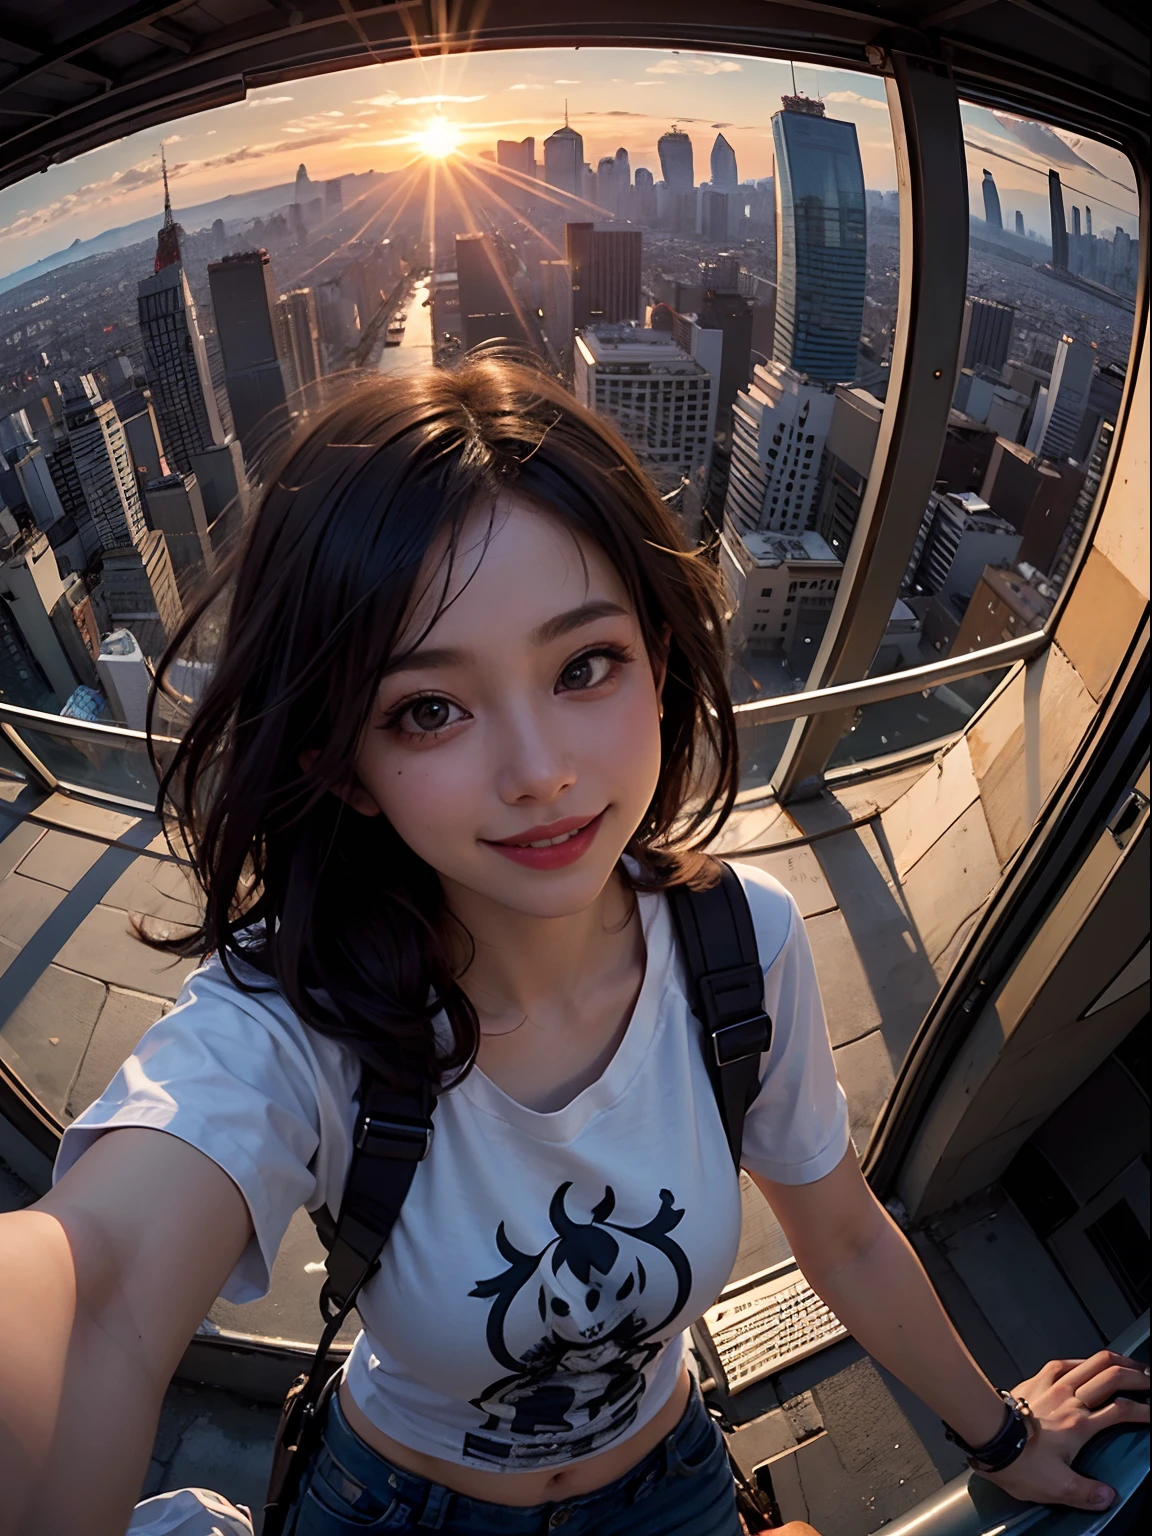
[558,652,615,692]
[398,696,464,735]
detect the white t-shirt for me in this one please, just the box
[55,863,849,1473]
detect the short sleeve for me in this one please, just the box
[732,863,851,1185]
[52,956,359,1303]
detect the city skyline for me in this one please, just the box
[0,47,1137,283]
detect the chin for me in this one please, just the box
[483,856,626,919]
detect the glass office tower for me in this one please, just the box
[771,98,867,385]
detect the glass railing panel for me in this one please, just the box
[842,106,1138,693]
[6,723,163,806]
[826,666,1010,769]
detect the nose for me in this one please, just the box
[493,700,577,807]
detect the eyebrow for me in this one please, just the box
[380,600,631,679]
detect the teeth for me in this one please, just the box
[526,829,578,848]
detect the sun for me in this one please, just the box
[414,116,462,158]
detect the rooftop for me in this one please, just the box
[739,528,840,566]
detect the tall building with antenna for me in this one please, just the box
[136,149,225,474]
[544,105,583,198]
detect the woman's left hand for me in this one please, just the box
[981,1351,1150,1510]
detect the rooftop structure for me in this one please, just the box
[725,361,837,536]
[574,325,715,489]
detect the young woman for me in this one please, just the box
[0,355,1145,1536]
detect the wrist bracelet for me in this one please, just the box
[943,1391,1034,1473]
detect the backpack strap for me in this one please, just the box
[668,862,772,1170]
[320,1073,435,1316]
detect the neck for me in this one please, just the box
[443,867,639,1020]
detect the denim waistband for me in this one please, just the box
[314,1375,715,1530]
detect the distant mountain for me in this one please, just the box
[0,172,377,297]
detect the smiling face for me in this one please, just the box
[348,496,665,921]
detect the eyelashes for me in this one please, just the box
[381,643,636,740]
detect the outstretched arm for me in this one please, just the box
[0,1127,253,1536]
[749,1148,1149,1511]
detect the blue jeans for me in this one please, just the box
[284,1376,742,1535]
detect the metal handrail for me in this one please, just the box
[0,632,1045,806]
[731,631,1043,721]
[0,698,181,751]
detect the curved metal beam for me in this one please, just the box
[772,48,971,800]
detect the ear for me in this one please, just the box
[298,747,383,818]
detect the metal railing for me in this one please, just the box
[0,631,1045,815]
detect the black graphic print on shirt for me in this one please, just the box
[463,1181,692,1467]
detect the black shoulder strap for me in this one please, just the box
[667,862,772,1171]
[315,861,767,1302]
[319,1074,435,1317]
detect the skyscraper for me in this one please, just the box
[614,147,631,203]
[959,297,1015,375]
[275,288,324,402]
[1015,210,1026,236]
[1049,169,1069,269]
[60,375,150,558]
[771,97,867,385]
[497,137,535,178]
[207,249,289,461]
[1029,335,1096,461]
[565,224,643,329]
[574,326,714,491]
[136,157,225,474]
[455,234,530,349]
[595,157,620,216]
[658,127,694,192]
[711,133,738,191]
[724,361,837,535]
[544,112,584,197]
[699,262,754,431]
[981,170,1003,229]
[1072,206,1082,238]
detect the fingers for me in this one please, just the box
[1075,1365,1151,1410]
[1053,1471,1117,1513]
[1061,1351,1146,1395]
[1089,1397,1152,1429]
[1033,1359,1084,1384]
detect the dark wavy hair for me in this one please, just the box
[139,351,738,1090]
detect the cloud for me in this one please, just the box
[358,92,487,107]
[633,82,664,87]
[285,112,362,133]
[824,90,887,113]
[246,95,294,107]
[509,83,547,91]
[554,78,581,84]
[200,126,354,170]
[646,57,742,76]
[161,134,184,144]
[991,112,1111,179]
[0,156,166,241]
